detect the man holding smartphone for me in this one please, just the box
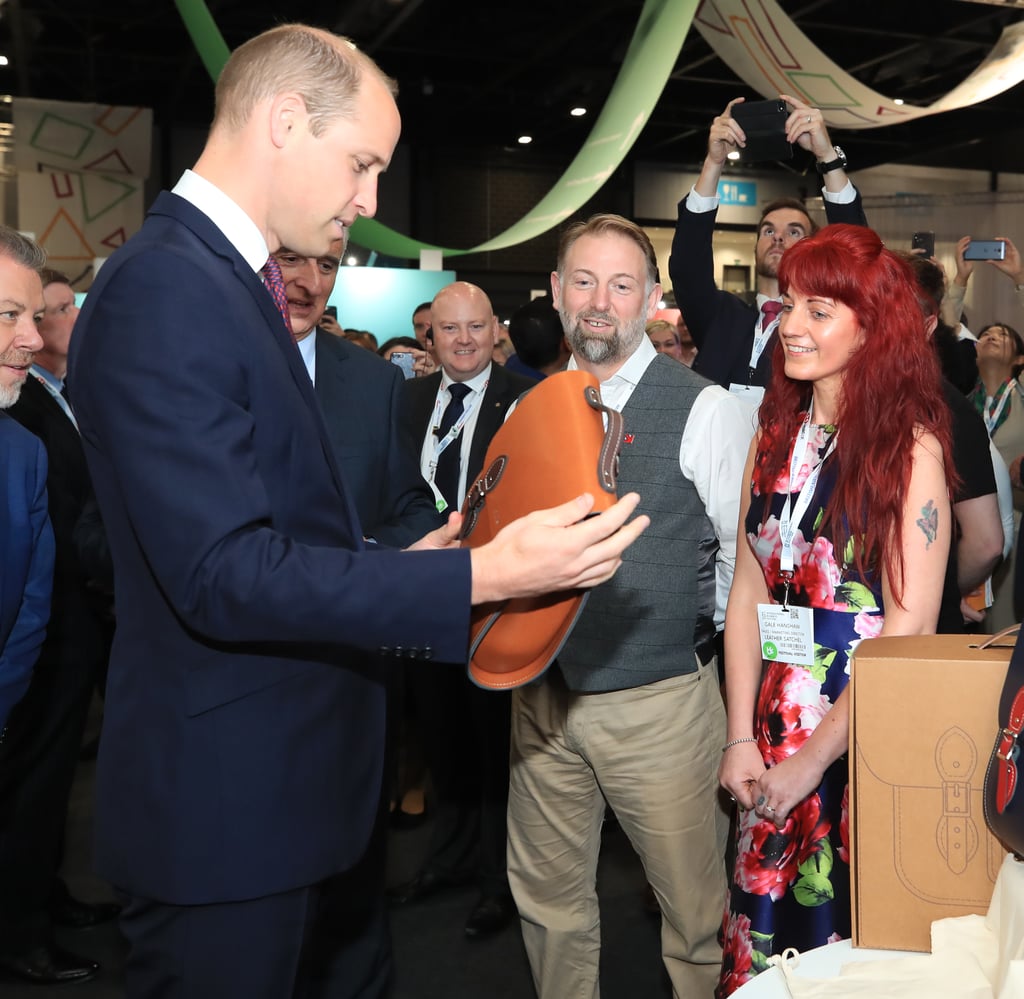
[669,94,867,403]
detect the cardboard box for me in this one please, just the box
[849,634,1012,952]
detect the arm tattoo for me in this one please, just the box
[916,499,938,549]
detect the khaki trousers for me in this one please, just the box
[507,659,728,999]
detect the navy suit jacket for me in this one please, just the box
[669,189,868,388]
[0,412,53,729]
[404,364,536,502]
[312,330,440,548]
[403,360,536,503]
[8,374,109,664]
[67,191,471,905]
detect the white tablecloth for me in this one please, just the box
[732,942,914,998]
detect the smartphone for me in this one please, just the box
[389,351,416,379]
[963,239,1007,261]
[911,231,935,258]
[731,99,792,162]
[323,305,338,320]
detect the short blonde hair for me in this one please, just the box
[213,24,397,137]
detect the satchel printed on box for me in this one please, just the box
[850,635,1011,951]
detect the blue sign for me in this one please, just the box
[718,181,757,206]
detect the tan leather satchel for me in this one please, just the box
[459,369,622,690]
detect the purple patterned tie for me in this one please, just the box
[260,255,292,335]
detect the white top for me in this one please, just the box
[568,336,753,628]
[417,362,493,510]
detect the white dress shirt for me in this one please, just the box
[418,363,493,512]
[172,170,268,273]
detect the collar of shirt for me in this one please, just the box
[171,169,269,275]
[755,292,780,312]
[439,362,492,399]
[30,363,63,394]
[566,334,656,412]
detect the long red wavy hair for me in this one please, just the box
[755,224,954,604]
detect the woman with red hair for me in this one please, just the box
[716,224,954,996]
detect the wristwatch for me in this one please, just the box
[816,146,847,174]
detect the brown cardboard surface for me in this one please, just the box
[849,634,1012,952]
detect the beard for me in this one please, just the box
[756,248,782,281]
[560,307,647,367]
[0,349,32,409]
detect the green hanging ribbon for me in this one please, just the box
[174,0,697,258]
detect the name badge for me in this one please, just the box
[756,603,815,667]
[728,382,765,407]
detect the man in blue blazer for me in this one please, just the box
[66,24,647,999]
[0,228,52,739]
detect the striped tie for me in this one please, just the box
[260,255,292,334]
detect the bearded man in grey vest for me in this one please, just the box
[507,214,752,999]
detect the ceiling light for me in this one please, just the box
[0,57,9,67]
[894,98,905,106]
[570,107,587,117]
[517,135,532,145]
[727,150,741,161]
[346,255,358,266]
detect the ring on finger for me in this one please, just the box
[805,114,812,123]
[766,805,776,813]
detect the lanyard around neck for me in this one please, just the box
[748,306,780,376]
[430,380,487,466]
[779,406,837,575]
[984,380,1016,435]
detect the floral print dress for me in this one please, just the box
[717,424,885,998]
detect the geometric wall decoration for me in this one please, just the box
[19,170,145,283]
[14,97,152,176]
[694,0,1024,129]
[13,98,152,285]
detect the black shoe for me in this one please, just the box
[387,869,463,906]
[50,890,121,929]
[0,944,99,984]
[464,893,516,940]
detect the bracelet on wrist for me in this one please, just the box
[722,736,757,752]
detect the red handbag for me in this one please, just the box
[983,625,1024,857]
[458,370,622,690]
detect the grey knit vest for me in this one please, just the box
[557,354,718,692]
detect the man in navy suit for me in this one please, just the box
[0,227,52,740]
[274,239,440,993]
[396,282,534,940]
[66,24,646,999]
[669,95,867,399]
[274,240,439,547]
